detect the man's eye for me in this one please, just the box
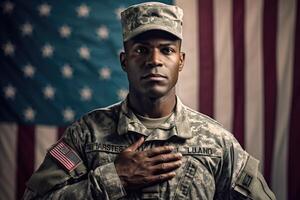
[162,47,175,54]
[135,47,147,54]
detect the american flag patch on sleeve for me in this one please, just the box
[49,141,82,171]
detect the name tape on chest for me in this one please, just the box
[49,141,82,171]
[86,142,219,156]
[86,143,127,154]
[174,146,219,156]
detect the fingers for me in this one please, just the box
[116,143,183,190]
[151,152,182,164]
[151,160,182,174]
[124,137,145,152]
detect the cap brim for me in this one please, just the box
[123,24,182,41]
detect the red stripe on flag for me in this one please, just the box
[17,125,35,199]
[288,2,300,199]
[232,0,245,147]
[198,0,215,117]
[262,0,278,184]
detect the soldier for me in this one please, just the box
[23,2,276,200]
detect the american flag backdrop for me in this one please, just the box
[0,0,299,199]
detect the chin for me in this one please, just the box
[147,93,165,99]
[143,87,170,99]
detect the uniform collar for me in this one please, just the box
[117,96,193,139]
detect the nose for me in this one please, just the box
[146,49,163,67]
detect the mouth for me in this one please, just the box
[141,73,167,80]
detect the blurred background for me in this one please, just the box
[0,0,299,199]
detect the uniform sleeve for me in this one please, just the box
[223,136,276,200]
[231,155,276,200]
[23,121,126,200]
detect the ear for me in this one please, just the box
[179,52,185,71]
[119,51,127,71]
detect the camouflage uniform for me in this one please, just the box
[24,2,276,199]
[23,97,275,199]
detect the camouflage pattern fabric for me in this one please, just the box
[23,96,273,200]
[121,2,183,41]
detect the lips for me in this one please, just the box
[141,73,167,80]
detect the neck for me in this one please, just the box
[128,90,176,118]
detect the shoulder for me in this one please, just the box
[182,104,245,151]
[78,101,121,127]
[182,105,227,138]
[84,101,122,124]
[62,101,122,141]
[183,105,222,127]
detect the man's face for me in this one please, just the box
[120,31,185,99]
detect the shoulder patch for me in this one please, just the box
[49,141,82,171]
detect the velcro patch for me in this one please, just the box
[174,146,221,157]
[49,141,82,171]
[242,174,253,187]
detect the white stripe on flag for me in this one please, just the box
[35,125,57,170]
[213,0,233,132]
[176,0,199,110]
[0,123,17,200]
[245,0,264,168]
[272,0,297,199]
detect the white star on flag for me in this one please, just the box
[3,84,16,99]
[78,46,90,60]
[38,3,51,17]
[80,87,92,101]
[96,26,109,39]
[23,64,35,78]
[115,6,125,19]
[41,43,54,58]
[59,25,72,38]
[23,107,35,121]
[117,88,128,100]
[43,85,56,99]
[20,22,33,36]
[76,4,90,18]
[2,41,15,56]
[2,1,14,14]
[62,108,75,122]
[61,64,73,78]
[99,67,111,80]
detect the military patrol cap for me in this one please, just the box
[121,2,183,41]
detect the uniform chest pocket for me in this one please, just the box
[172,156,199,200]
[171,154,220,200]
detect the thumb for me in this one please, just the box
[124,136,144,152]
